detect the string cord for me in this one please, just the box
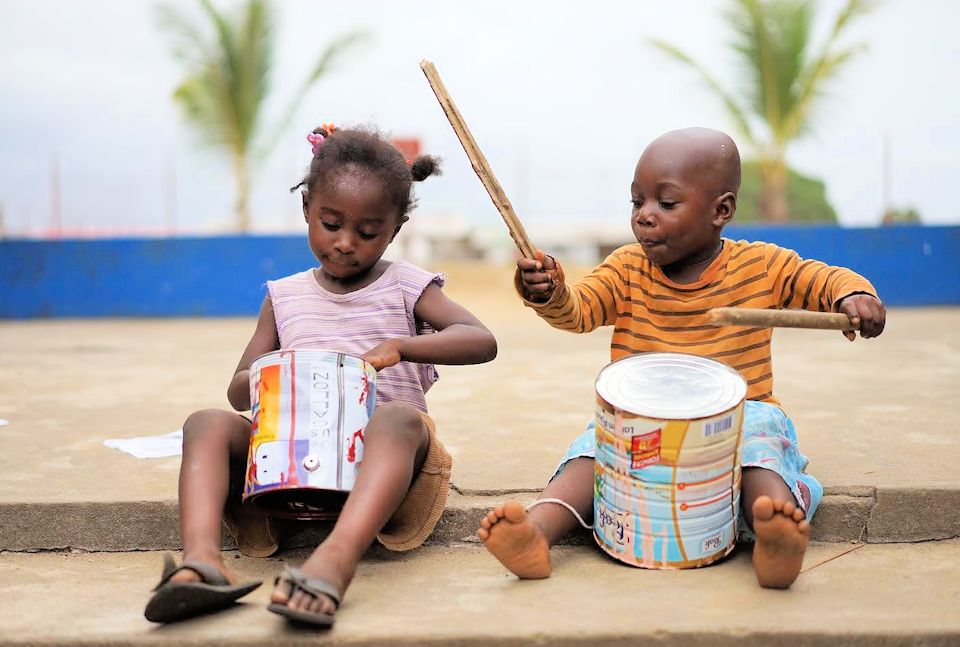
[526,498,593,529]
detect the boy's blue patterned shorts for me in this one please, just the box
[552,400,823,520]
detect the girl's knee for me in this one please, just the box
[367,402,427,446]
[182,409,246,445]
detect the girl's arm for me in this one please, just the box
[362,283,497,369]
[226,297,281,410]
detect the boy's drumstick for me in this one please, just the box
[708,308,857,331]
[420,60,536,259]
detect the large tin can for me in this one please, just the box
[243,349,376,519]
[593,352,747,569]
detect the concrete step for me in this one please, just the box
[3,311,960,555]
[4,485,959,554]
[1,542,958,646]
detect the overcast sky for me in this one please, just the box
[1,0,958,238]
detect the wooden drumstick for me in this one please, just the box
[707,307,858,331]
[420,60,536,259]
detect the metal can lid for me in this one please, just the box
[595,352,747,419]
[251,349,372,373]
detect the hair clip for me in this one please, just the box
[321,122,336,135]
[307,132,325,155]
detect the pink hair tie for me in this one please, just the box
[307,132,325,155]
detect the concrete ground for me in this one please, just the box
[1,262,958,644]
[3,543,959,646]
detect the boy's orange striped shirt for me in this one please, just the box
[518,239,877,405]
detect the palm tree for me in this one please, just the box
[651,0,877,222]
[157,0,366,232]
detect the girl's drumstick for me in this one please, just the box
[420,60,536,259]
[707,308,857,331]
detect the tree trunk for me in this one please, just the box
[759,159,789,223]
[233,153,251,233]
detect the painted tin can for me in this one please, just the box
[593,352,747,569]
[243,349,376,519]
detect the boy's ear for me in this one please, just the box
[301,191,309,221]
[714,192,736,227]
[391,215,410,241]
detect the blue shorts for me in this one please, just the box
[552,400,823,519]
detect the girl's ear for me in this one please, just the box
[391,215,410,241]
[301,190,310,222]
[714,192,736,227]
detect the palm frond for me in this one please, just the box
[231,0,272,153]
[172,74,230,148]
[197,0,248,154]
[257,30,370,159]
[783,43,867,140]
[780,0,878,140]
[648,38,757,147]
[727,0,812,141]
[154,4,214,66]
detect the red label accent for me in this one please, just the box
[630,429,661,469]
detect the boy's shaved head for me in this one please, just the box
[642,127,741,195]
[630,127,741,277]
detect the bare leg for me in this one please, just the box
[270,402,430,615]
[741,467,809,589]
[478,457,594,578]
[171,409,252,584]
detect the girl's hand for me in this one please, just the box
[362,339,404,370]
[518,249,559,302]
[837,294,886,341]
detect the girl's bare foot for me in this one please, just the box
[168,553,237,585]
[270,544,353,616]
[478,500,551,579]
[751,495,809,589]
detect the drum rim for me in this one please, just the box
[250,348,375,373]
[595,351,747,420]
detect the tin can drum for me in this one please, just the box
[243,350,376,519]
[593,352,747,569]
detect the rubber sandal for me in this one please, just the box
[144,553,262,623]
[266,565,341,628]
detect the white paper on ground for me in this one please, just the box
[0,419,8,426]
[104,430,183,459]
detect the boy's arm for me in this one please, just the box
[515,249,624,334]
[765,243,885,340]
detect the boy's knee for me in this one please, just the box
[367,402,427,445]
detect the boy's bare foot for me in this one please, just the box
[478,500,551,579]
[751,495,809,589]
[270,544,353,616]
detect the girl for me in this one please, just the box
[145,125,497,627]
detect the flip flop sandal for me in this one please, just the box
[223,505,279,558]
[266,565,341,628]
[144,553,262,623]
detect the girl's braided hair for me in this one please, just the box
[291,125,441,219]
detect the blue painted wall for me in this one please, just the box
[0,225,957,318]
[0,236,316,317]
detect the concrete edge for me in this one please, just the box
[4,487,957,552]
[2,632,960,647]
[866,487,960,543]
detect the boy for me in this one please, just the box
[478,128,885,588]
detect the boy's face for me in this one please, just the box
[629,137,735,269]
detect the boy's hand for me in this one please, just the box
[837,294,886,341]
[518,250,559,302]
[362,339,404,370]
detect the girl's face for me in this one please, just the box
[303,167,402,285]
